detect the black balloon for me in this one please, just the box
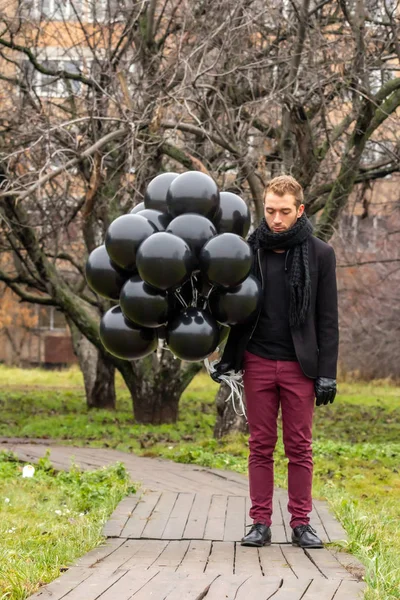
[120,275,169,328]
[105,214,155,271]
[85,245,128,300]
[100,306,157,360]
[136,232,195,291]
[209,274,261,325]
[167,213,217,261]
[130,201,145,214]
[137,208,172,231]
[199,233,252,288]
[166,307,219,361]
[214,192,251,237]
[166,171,220,219]
[144,172,179,212]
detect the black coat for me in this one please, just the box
[220,235,339,379]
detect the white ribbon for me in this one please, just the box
[204,357,247,419]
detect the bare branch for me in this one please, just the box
[0,269,55,305]
[1,128,127,202]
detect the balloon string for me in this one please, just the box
[203,284,215,310]
[156,337,165,361]
[206,285,215,299]
[174,289,187,308]
[204,357,247,420]
[190,275,198,307]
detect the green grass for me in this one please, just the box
[0,364,85,388]
[0,450,135,599]
[0,367,399,599]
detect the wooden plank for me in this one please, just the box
[258,545,297,580]
[153,540,190,570]
[245,496,252,528]
[10,444,254,496]
[97,540,148,570]
[204,495,227,541]
[309,509,328,543]
[235,576,283,599]
[96,569,161,600]
[274,493,287,525]
[165,466,248,496]
[102,495,141,537]
[333,580,366,599]
[278,493,294,544]
[121,540,169,569]
[271,579,312,599]
[162,493,195,539]
[183,494,212,539]
[234,545,263,575]
[271,493,288,543]
[141,492,177,539]
[301,578,341,599]
[130,571,190,600]
[328,548,365,580]
[74,538,126,567]
[281,546,325,579]
[204,574,251,600]
[27,567,93,600]
[208,467,249,490]
[205,541,235,574]
[176,540,212,573]
[224,496,246,541]
[120,491,161,538]
[306,548,357,580]
[60,569,128,600]
[313,500,347,542]
[164,574,219,599]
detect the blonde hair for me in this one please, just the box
[265,175,304,209]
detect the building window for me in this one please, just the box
[30,0,83,21]
[365,0,397,19]
[37,306,67,330]
[26,0,124,22]
[369,68,394,95]
[24,58,83,97]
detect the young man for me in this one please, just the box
[213,175,338,549]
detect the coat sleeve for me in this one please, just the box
[316,245,339,378]
[219,322,248,371]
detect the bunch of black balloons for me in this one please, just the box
[85,171,261,362]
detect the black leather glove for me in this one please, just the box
[315,377,337,406]
[210,361,233,384]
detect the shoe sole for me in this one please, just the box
[240,540,272,547]
[292,541,324,549]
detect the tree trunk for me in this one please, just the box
[214,383,248,438]
[131,351,184,424]
[89,352,116,409]
[121,348,201,424]
[67,318,116,409]
[133,381,181,424]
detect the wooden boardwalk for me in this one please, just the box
[3,440,366,599]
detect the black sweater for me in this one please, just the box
[247,250,297,361]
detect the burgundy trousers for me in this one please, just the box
[243,350,315,529]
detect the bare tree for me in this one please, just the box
[0,0,399,426]
[334,195,400,380]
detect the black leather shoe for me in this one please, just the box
[292,524,323,548]
[241,523,271,547]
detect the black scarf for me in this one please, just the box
[247,214,313,328]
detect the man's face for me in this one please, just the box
[264,192,304,232]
